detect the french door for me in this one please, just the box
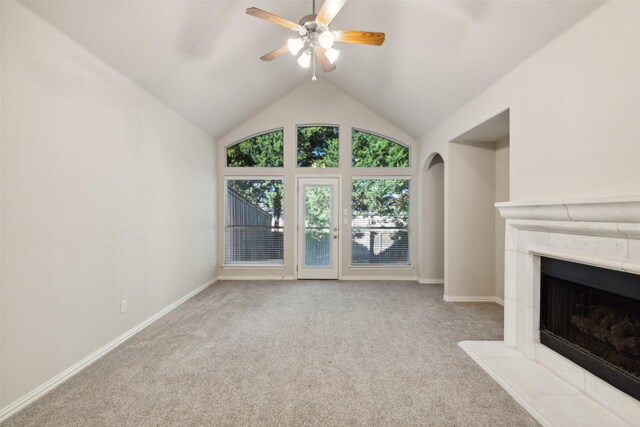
[297,177,339,279]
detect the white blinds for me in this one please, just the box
[224,180,284,264]
[351,179,410,265]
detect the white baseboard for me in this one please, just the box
[419,278,444,284]
[217,275,295,281]
[339,275,418,281]
[217,275,418,282]
[0,278,216,423]
[443,295,504,305]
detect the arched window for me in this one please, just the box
[226,129,284,167]
[352,129,409,167]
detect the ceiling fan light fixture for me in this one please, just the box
[318,30,335,49]
[287,38,305,55]
[325,47,340,64]
[297,50,312,68]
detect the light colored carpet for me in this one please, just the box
[4,280,538,426]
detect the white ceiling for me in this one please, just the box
[21,0,602,139]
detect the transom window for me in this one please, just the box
[297,125,339,168]
[352,129,409,167]
[224,179,284,264]
[351,179,410,265]
[226,129,284,167]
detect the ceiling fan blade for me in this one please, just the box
[260,45,289,61]
[246,7,301,31]
[315,48,336,73]
[316,0,348,26]
[334,30,385,46]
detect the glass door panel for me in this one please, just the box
[297,178,339,279]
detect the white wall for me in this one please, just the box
[494,137,509,300]
[445,138,508,301]
[448,142,497,299]
[1,1,216,409]
[217,79,418,280]
[420,155,444,282]
[420,1,640,298]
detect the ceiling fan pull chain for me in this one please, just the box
[312,51,317,81]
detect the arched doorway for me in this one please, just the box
[420,153,445,285]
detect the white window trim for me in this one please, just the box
[221,264,286,269]
[350,176,412,268]
[224,176,286,267]
[224,127,284,150]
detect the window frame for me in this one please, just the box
[223,176,286,267]
[351,127,411,169]
[349,175,412,268]
[296,123,341,169]
[225,127,285,168]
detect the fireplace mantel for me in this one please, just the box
[496,196,640,276]
[496,196,640,234]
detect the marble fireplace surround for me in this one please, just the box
[460,196,640,426]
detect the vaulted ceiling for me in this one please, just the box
[22,0,602,139]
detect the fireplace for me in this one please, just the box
[540,257,640,400]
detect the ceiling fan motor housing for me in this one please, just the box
[297,15,333,50]
[299,14,318,28]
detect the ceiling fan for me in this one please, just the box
[246,0,385,80]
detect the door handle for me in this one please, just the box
[333,235,338,239]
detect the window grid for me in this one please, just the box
[222,126,413,269]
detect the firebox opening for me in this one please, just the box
[540,257,640,400]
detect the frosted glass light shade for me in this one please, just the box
[297,50,311,68]
[325,48,340,64]
[318,31,335,49]
[287,38,304,55]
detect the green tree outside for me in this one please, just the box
[352,130,409,167]
[352,179,409,229]
[297,126,339,167]
[226,129,284,167]
[304,186,331,239]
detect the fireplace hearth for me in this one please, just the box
[540,257,640,400]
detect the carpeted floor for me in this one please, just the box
[4,280,538,426]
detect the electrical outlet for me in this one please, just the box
[120,300,127,314]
